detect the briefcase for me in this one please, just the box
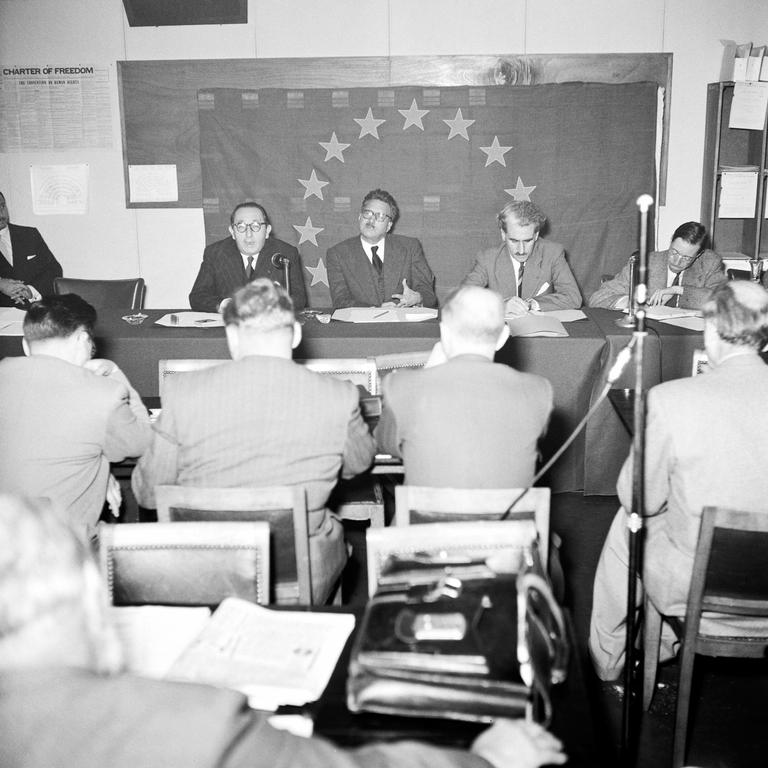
[347,547,568,725]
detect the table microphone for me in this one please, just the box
[271,252,291,296]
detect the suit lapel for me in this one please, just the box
[224,239,247,285]
[520,241,545,301]
[493,245,517,298]
[382,235,405,301]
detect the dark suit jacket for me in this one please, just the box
[189,236,307,312]
[376,354,553,488]
[462,240,581,310]
[0,668,490,768]
[0,223,62,306]
[325,234,437,309]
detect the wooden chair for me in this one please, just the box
[155,485,313,605]
[373,350,432,393]
[394,486,551,568]
[328,474,386,529]
[642,506,768,767]
[365,519,538,598]
[158,358,228,398]
[296,357,378,394]
[54,277,146,309]
[98,520,270,608]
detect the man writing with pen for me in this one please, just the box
[462,201,581,316]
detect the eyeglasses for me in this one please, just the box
[360,209,391,223]
[669,247,700,262]
[233,221,267,234]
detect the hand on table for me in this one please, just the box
[0,278,32,304]
[471,719,566,768]
[504,296,530,317]
[391,279,422,308]
[648,286,682,306]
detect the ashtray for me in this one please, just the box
[122,313,148,326]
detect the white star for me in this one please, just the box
[398,99,429,131]
[479,136,513,167]
[504,177,537,201]
[306,257,329,287]
[443,108,475,141]
[353,107,386,140]
[292,216,324,247]
[297,169,329,201]
[318,132,351,162]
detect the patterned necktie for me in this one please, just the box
[516,262,525,297]
[667,272,680,306]
[371,245,383,274]
[245,256,254,281]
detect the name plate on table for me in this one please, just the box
[331,307,438,323]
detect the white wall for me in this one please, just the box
[1,0,767,306]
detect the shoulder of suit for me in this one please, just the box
[203,237,236,258]
[387,233,421,248]
[328,235,360,253]
[265,237,298,256]
[8,223,37,238]
[536,238,565,257]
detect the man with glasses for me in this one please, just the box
[588,221,726,310]
[325,189,437,309]
[190,201,307,312]
[0,295,151,537]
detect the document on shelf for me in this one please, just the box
[331,307,438,323]
[718,171,758,218]
[728,81,768,130]
[166,598,356,711]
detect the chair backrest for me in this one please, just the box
[155,485,311,605]
[53,277,146,309]
[98,520,270,608]
[394,486,550,568]
[691,349,709,376]
[158,359,228,398]
[373,350,432,392]
[296,357,378,394]
[365,519,538,598]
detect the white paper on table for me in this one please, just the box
[0,307,26,335]
[644,306,701,321]
[657,315,706,332]
[728,81,768,130]
[155,312,224,328]
[536,309,586,322]
[331,307,438,323]
[718,171,758,218]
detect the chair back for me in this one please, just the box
[98,521,270,608]
[296,357,378,394]
[54,277,146,309]
[158,359,228,398]
[373,350,432,392]
[365,519,537,598]
[155,485,312,605]
[394,486,550,567]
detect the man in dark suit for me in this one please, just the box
[376,286,552,488]
[134,279,376,603]
[462,201,581,316]
[0,494,566,768]
[325,189,437,309]
[0,191,62,307]
[189,201,307,312]
[588,221,726,310]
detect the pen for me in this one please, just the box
[195,318,217,324]
[373,311,388,319]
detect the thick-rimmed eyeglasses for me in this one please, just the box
[360,209,391,223]
[233,221,267,234]
[669,247,700,262]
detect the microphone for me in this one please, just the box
[271,252,289,269]
[636,194,654,212]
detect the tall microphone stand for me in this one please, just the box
[621,194,653,765]
[615,251,639,328]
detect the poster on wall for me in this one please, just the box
[0,64,112,151]
[30,164,89,215]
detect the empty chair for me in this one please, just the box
[98,520,270,608]
[394,486,551,568]
[642,506,768,767]
[155,485,313,605]
[54,277,146,309]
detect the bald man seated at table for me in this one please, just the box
[0,494,566,768]
[376,286,553,487]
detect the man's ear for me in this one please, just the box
[265,224,273,239]
[225,324,240,360]
[291,320,302,350]
[22,338,30,357]
[228,225,235,240]
[495,323,510,351]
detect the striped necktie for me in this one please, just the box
[516,262,525,297]
[245,256,254,281]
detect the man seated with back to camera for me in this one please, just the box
[589,281,768,682]
[375,286,553,488]
[133,278,376,603]
[189,201,307,313]
[0,494,566,768]
[588,221,726,310]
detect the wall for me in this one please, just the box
[1,0,767,307]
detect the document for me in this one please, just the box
[332,307,438,323]
[0,307,26,335]
[155,311,224,327]
[166,598,355,710]
[644,306,701,321]
[728,81,768,130]
[505,313,568,337]
[718,171,758,218]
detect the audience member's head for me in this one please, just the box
[359,189,397,244]
[222,277,300,360]
[439,285,509,360]
[229,202,272,257]
[0,494,122,673]
[703,281,768,364]
[667,221,707,274]
[22,294,97,365]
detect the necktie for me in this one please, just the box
[666,272,680,306]
[245,256,254,281]
[371,245,383,274]
[516,262,525,297]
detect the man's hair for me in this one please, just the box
[361,189,399,225]
[23,294,97,343]
[0,495,89,641]
[222,277,295,333]
[703,281,768,350]
[441,285,505,346]
[229,201,270,227]
[671,221,707,249]
[497,201,547,233]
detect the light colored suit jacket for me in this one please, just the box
[0,223,62,306]
[325,233,437,309]
[132,355,376,602]
[462,240,581,310]
[588,248,726,310]
[376,354,553,488]
[0,356,151,534]
[617,353,768,614]
[189,236,307,312]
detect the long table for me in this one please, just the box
[0,307,708,495]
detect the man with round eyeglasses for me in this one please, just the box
[588,221,726,310]
[190,201,307,312]
[325,189,437,309]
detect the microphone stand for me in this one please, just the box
[621,194,653,765]
[615,251,639,328]
[271,252,291,297]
